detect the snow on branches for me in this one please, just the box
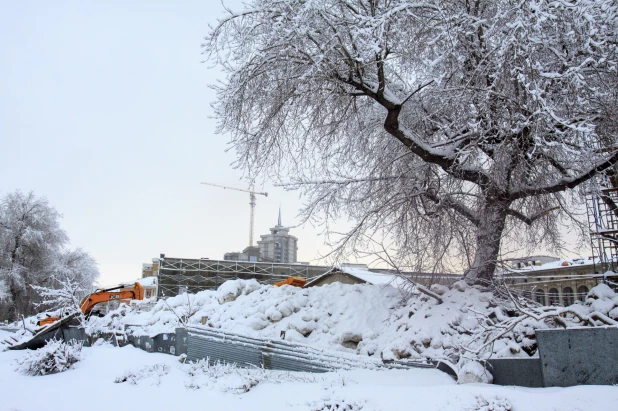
[204,0,618,282]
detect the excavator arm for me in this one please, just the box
[37,282,145,327]
[79,282,144,315]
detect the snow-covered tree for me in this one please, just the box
[0,191,68,320]
[204,0,618,283]
[0,191,99,320]
[31,249,99,319]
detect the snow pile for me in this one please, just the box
[81,280,618,371]
[14,339,82,376]
[458,361,494,384]
[217,278,262,303]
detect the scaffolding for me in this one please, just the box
[156,256,463,298]
[586,187,618,274]
[157,257,332,298]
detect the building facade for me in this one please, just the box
[501,257,615,306]
[142,258,160,278]
[223,246,262,262]
[257,212,298,263]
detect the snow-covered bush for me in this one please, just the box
[15,339,83,376]
[182,359,323,393]
[115,363,170,386]
[309,399,365,411]
[474,396,512,411]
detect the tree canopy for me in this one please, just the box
[204,0,618,282]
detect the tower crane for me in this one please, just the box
[200,182,268,247]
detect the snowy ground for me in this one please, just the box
[1,331,617,411]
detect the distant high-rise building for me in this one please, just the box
[257,209,298,263]
[224,246,261,262]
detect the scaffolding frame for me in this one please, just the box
[156,257,463,298]
[157,258,333,298]
[586,187,618,274]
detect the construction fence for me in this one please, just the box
[185,326,452,375]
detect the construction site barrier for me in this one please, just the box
[186,326,453,375]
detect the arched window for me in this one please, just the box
[577,285,589,302]
[563,287,574,306]
[535,289,546,305]
[548,288,560,306]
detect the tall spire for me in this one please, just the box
[278,206,282,226]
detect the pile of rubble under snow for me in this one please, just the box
[85,279,618,368]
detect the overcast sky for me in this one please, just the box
[0,0,343,286]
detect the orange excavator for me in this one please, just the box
[37,282,145,327]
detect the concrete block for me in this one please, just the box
[153,333,176,355]
[61,327,91,347]
[135,335,155,353]
[175,328,188,356]
[537,328,618,387]
[486,358,543,387]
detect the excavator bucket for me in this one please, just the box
[4,312,81,351]
[4,282,146,350]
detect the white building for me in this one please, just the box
[257,210,298,263]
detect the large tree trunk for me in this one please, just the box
[7,239,22,322]
[464,199,509,285]
[7,281,22,322]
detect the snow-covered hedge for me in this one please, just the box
[15,339,83,376]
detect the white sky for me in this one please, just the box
[0,0,341,286]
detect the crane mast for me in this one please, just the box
[200,182,268,247]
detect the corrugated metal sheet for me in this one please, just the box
[186,326,446,374]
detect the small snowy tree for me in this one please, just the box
[15,338,83,376]
[204,0,618,283]
[0,191,68,320]
[0,191,99,320]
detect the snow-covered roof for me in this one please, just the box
[305,266,402,287]
[139,276,158,286]
[117,277,158,288]
[501,257,599,275]
[338,267,398,285]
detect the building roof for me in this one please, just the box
[305,266,404,287]
[118,276,157,288]
[506,256,596,272]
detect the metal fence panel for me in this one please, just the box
[186,326,446,375]
[187,331,263,367]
